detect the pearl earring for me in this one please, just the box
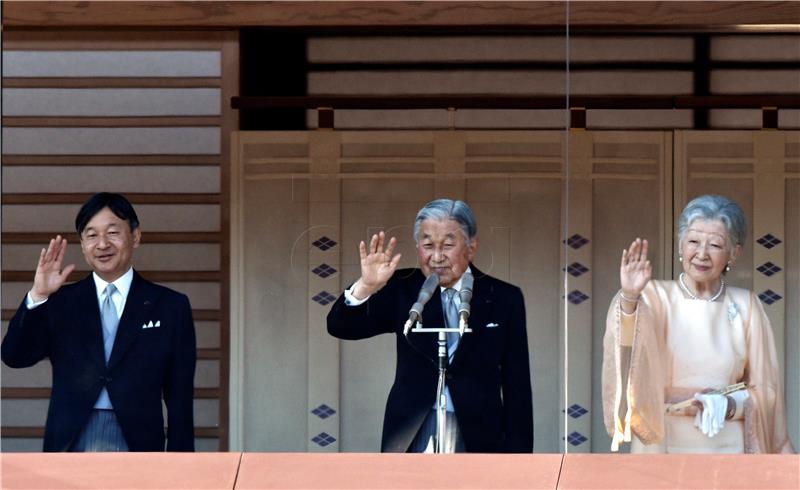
[726,263,731,272]
[678,255,683,262]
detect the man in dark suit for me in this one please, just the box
[328,199,533,453]
[2,192,196,452]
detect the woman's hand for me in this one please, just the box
[620,238,652,298]
[352,231,401,300]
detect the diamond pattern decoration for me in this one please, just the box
[567,290,589,305]
[312,236,338,251]
[312,263,338,278]
[756,262,782,277]
[567,404,588,419]
[311,432,337,447]
[566,262,589,277]
[758,290,782,305]
[756,234,782,249]
[311,291,337,306]
[567,431,588,446]
[311,404,337,420]
[564,234,589,249]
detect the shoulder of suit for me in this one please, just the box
[474,273,522,295]
[134,274,189,302]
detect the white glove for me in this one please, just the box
[693,393,728,438]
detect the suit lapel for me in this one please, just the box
[108,271,154,369]
[76,275,107,371]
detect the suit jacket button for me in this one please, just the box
[445,373,453,380]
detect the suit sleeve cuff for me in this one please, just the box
[25,291,48,309]
[343,284,370,306]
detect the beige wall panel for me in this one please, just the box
[196,321,221,349]
[709,109,764,129]
[2,204,220,232]
[192,399,219,427]
[711,70,800,94]
[241,179,310,451]
[570,72,693,95]
[159,283,220,310]
[341,179,435,205]
[0,438,42,452]
[2,88,220,116]
[4,282,44,307]
[308,36,567,62]
[195,438,220,452]
[2,360,51,388]
[3,166,220,194]
[3,244,220,272]
[309,71,566,95]
[587,110,693,129]
[466,177,563,453]
[2,127,220,155]
[569,37,693,62]
[785,179,799,448]
[337,183,434,451]
[779,110,800,129]
[711,35,800,62]
[590,178,664,452]
[195,360,220,389]
[455,110,567,129]
[1,399,48,426]
[2,50,221,77]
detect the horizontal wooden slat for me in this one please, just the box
[2,308,221,321]
[2,77,221,88]
[3,116,222,128]
[1,427,220,438]
[1,388,221,399]
[2,232,222,244]
[233,94,800,110]
[197,349,221,360]
[1,155,220,166]
[2,29,228,47]
[2,193,220,204]
[2,270,220,283]
[3,1,799,29]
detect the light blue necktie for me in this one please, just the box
[101,284,119,363]
[443,288,460,360]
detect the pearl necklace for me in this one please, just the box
[678,272,725,302]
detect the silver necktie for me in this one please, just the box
[443,288,460,359]
[101,284,119,363]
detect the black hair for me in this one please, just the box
[75,192,140,235]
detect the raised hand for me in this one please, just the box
[31,236,75,302]
[353,231,401,299]
[620,238,652,298]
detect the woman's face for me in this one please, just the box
[680,219,739,289]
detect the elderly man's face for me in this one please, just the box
[416,218,476,288]
[80,207,140,283]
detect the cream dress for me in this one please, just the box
[602,280,793,453]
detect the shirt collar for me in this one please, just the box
[439,265,472,293]
[93,267,134,299]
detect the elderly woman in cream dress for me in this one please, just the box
[603,194,794,453]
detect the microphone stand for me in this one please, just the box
[409,320,472,453]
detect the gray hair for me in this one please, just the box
[413,199,477,243]
[677,194,746,248]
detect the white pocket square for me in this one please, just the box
[486,322,500,328]
[142,320,161,329]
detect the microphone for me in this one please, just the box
[403,273,440,335]
[458,273,474,336]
